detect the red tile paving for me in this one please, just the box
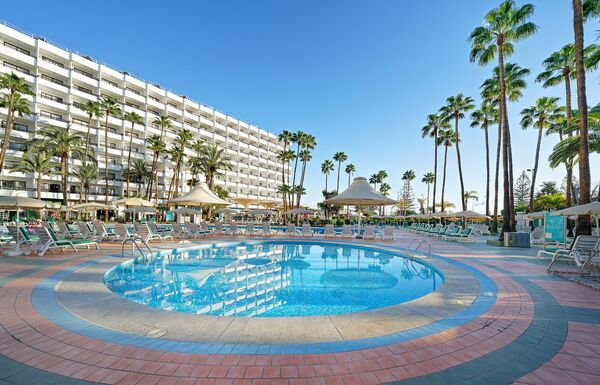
[0,235,598,384]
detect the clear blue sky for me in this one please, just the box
[5,1,599,210]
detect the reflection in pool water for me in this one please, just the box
[104,242,443,317]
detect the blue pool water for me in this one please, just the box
[104,241,443,317]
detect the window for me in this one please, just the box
[149,109,160,116]
[3,41,30,56]
[70,185,80,193]
[72,117,88,126]
[168,103,178,108]
[0,180,26,190]
[108,173,116,180]
[8,142,27,151]
[102,78,118,87]
[41,74,64,86]
[74,85,94,95]
[1,121,28,132]
[42,56,65,68]
[149,95,160,102]
[3,61,29,75]
[109,143,116,149]
[73,67,95,79]
[39,110,64,121]
[126,87,141,95]
[126,101,140,109]
[40,92,63,104]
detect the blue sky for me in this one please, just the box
[5,1,600,210]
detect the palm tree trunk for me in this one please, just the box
[0,103,15,174]
[426,183,430,214]
[125,122,134,197]
[325,173,328,191]
[454,114,467,211]
[573,0,591,235]
[291,144,300,207]
[498,40,515,237]
[37,174,42,199]
[492,118,502,233]
[61,156,68,205]
[441,145,448,212]
[564,74,573,209]
[529,124,544,212]
[432,132,438,213]
[484,123,490,216]
[336,162,341,192]
[297,158,307,208]
[104,114,109,220]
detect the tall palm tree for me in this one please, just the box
[187,139,205,185]
[345,163,356,187]
[79,100,103,165]
[470,0,537,235]
[536,43,600,209]
[167,128,193,200]
[198,143,233,189]
[464,190,479,211]
[277,184,292,214]
[123,111,144,197]
[72,164,99,203]
[27,126,87,205]
[402,170,416,193]
[0,73,34,174]
[10,150,58,199]
[421,113,450,213]
[290,130,306,206]
[123,159,151,197]
[99,96,122,216]
[520,97,564,212]
[321,159,334,190]
[146,135,165,202]
[379,182,391,216]
[147,115,171,200]
[277,130,294,183]
[296,134,316,207]
[481,63,530,232]
[573,0,592,234]
[422,172,435,213]
[277,149,295,217]
[470,102,498,216]
[333,151,347,193]
[369,174,379,190]
[440,94,475,211]
[376,170,388,186]
[437,129,457,212]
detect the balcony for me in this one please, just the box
[0,44,35,66]
[71,70,98,87]
[124,89,145,104]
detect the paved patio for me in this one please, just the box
[0,230,598,385]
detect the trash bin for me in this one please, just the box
[503,232,531,248]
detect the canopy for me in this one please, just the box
[0,196,49,209]
[324,177,397,235]
[526,211,546,220]
[232,197,262,208]
[215,207,237,214]
[249,208,275,216]
[450,210,490,219]
[112,197,154,207]
[123,207,155,214]
[551,202,600,217]
[171,208,198,215]
[71,202,116,211]
[169,182,230,206]
[285,207,313,215]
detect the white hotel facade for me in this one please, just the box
[0,22,285,206]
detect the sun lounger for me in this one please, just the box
[324,224,336,238]
[363,226,375,240]
[262,222,272,236]
[443,227,473,242]
[34,226,98,256]
[286,223,298,236]
[341,224,354,238]
[114,223,134,242]
[301,223,313,237]
[171,223,190,239]
[148,222,174,242]
[544,235,599,270]
[381,226,394,241]
[92,222,115,242]
[245,223,256,236]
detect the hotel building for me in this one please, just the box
[0,22,285,206]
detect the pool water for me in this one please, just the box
[104,241,443,317]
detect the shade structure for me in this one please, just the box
[215,207,237,214]
[171,208,198,215]
[324,177,398,234]
[551,202,600,217]
[112,197,154,207]
[123,207,155,214]
[231,197,262,208]
[71,202,116,211]
[169,182,230,207]
[249,208,275,216]
[0,196,49,256]
[526,211,546,220]
[450,210,490,219]
[285,208,313,216]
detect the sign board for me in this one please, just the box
[165,212,174,222]
[544,211,565,243]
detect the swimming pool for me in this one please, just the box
[104,241,443,317]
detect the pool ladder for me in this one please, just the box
[406,239,432,259]
[121,236,152,258]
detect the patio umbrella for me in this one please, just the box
[249,208,275,216]
[0,196,49,256]
[123,207,156,213]
[231,197,261,208]
[112,197,154,221]
[324,177,397,235]
[551,202,600,231]
[169,182,230,207]
[215,207,237,214]
[171,208,198,215]
[285,208,313,216]
[72,202,116,211]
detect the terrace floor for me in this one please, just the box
[0,230,599,385]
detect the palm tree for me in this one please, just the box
[0,73,34,174]
[470,0,537,235]
[277,130,294,183]
[99,96,122,215]
[481,63,530,232]
[422,113,450,213]
[470,101,498,216]
[440,94,475,211]
[536,43,600,209]
[369,174,379,190]
[376,170,388,186]
[549,106,600,170]
[72,164,99,203]
[198,143,233,189]
[437,129,457,212]
[277,149,295,216]
[290,130,306,206]
[147,115,172,201]
[167,128,193,200]
[10,150,58,199]
[27,126,87,205]
[573,0,592,234]
[187,139,205,185]
[379,182,391,216]
[464,190,479,211]
[123,111,144,197]
[422,172,435,213]
[296,134,316,207]
[146,135,165,202]
[333,151,347,193]
[345,163,356,187]
[277,184,292,214]
[123,159,151,197]
[321,159,334,190]
[79,100,103,165]
[520,97,564,212]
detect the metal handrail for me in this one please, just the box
[406,239,432,259]
[121,236,152,258]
